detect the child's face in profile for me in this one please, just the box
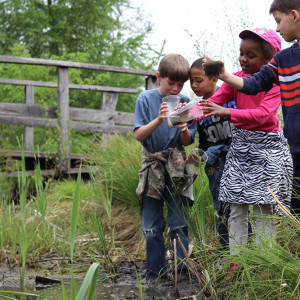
[273,10,297,43]
[157,72,184,96]
[189,67,217,99]
[239,39,270,75]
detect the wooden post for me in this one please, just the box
[101,92,118,112]
[57,67,70,172]
[145,75,158,90]
[101,92,118,141]
[24,85,34,151]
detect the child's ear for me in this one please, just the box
[291,9,300,22]
[211,76,218,84]
[156,71,161,82]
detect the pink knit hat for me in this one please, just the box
[239,27,281,54]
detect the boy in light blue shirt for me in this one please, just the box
[134,54,197,279]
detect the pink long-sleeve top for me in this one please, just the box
[209,70,281,132]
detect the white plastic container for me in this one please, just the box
[167,99,204,127]
[162,95,181,115]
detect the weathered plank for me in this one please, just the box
[2,150,85,160]
[0,167,90,178]
[0,103,135,124]
[0,115,133,133]
[0,56,156,76]
[0,78,138,93]
[0,115,58,127]
[0,103,56,118]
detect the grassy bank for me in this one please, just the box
[0,133,299,299]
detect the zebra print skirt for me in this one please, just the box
[219,127,293,211]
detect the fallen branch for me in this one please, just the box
[267,187,300,229]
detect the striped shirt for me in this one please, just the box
[242,42,300,154]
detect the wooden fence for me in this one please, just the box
[0,56,158,176]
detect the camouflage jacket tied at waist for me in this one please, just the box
[136,145,196,204]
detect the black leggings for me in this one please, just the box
[291,153,300,216]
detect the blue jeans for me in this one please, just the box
[206,157,230,249]
[142,172,189,278]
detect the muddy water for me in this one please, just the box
[1,263,204,299]
[2,275,167,299]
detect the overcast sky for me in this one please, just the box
[132,0,284,95]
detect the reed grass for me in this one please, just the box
[75,262,100,300]
[87,133,142,210]
[70,167,81,263]
[32,161,49,235]
[135,265,145,300]
[17,147,34,291]
[88,173,115,274]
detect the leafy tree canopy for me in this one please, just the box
[0,0,161,69]
[0,0,163,151]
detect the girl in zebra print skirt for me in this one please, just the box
[200,28,293,256]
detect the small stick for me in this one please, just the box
[267,187,300,228]
[174,239,179,297]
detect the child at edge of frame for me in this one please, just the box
[133,54,197,279]
[215,0,300,217]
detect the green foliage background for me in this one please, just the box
[0,0,163,151]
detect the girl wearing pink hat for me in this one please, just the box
[200,28,293,258]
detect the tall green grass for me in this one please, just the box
[61,168,101,300]
[89,173,116,274]
[17,148,35,291]
[87,133,142,210]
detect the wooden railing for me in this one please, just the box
[0,56,158,174]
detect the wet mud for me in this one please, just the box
[0,259,210,299]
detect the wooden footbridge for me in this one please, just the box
[0,56,158,177]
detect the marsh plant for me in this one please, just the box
[17,149,36,291]
[87,133,142,210]
[89,173,116,274]
[61,168,100,300]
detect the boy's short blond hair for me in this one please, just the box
[158,54,190,82]
[270,0,300,14]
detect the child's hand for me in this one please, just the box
[184,152,200,167]
[159,102,169,122]
[174,102,186,111]
[203,60,225,78]
[177,122,188,132]
[200,100,230,117]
